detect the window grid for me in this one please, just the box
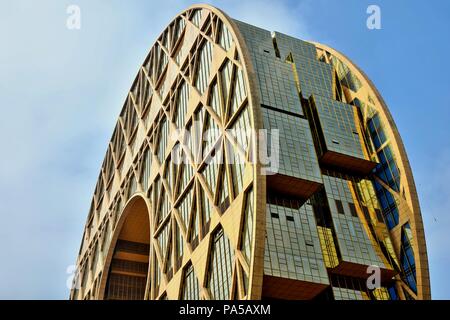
[195,40,213,95]
[208,228,234,300]
[182,264,200,300]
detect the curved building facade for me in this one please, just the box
[70,4,430,300]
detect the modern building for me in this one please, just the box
[70,4,430,300]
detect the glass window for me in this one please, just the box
[240,188,254,262]
[182,264,200,300]
[195,40,213,94]
[208,227,234,300]
[400,222,417,293]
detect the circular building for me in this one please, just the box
[71,4,430,300]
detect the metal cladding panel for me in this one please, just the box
[322,174,386,268]
[262,107,322,185]
[313,95,366,160]
[234,20,304,116]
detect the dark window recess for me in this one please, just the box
[286,215,294,222]
[191,236,199,250]
[349,203,358,217]
[176,256,182,272]
[334,71,345,102]
[305,240,314,247]
[167,268,173,281]
[116,239,150,255]
[271,212,279,219]
[335,200,345,215]
[272,37,281,58]
[202,220,210,238]
[375,208,384,223]
[219,196,230,214]
[362,206,371,221]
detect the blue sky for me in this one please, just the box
[0,0,449,299]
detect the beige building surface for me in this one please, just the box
[70,4,430,300]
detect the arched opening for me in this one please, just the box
[103,196,151,300]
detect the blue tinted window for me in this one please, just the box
[400,223,417,294]
[373,135,381,149]
[373,181,399,230]
[388,285,399,300]
[367,114,387,149]
[367,116,401,192]
[375,146,400,192]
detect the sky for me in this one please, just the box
[0,0,449,299]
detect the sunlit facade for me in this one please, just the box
[70,4,430,300]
